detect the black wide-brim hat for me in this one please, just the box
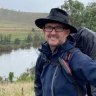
[35,8,77,33]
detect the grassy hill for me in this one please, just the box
[0,8,48,30]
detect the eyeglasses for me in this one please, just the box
[43,26,67,32]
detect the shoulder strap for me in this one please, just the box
[58,49,85,96]
[64,49,92,96]
[59,48,73,76]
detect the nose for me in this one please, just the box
[51,29,57,34]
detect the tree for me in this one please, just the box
[82,2,96,31]
[29,67,35,80]
[26,33,33,43]
[32,28,35,32]
[61,0,85,28]
[14,38,20,44]
[60,0,96,31]
[8,72,14,83]
[17,72,29,81]
[33,31,44,48]
[0,35,3,42]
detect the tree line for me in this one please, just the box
[61,0,96,31]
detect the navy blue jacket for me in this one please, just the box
[34,36,96,96]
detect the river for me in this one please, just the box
[0,47,39,78]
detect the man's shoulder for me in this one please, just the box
[71,47,92,63]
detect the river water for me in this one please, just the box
[0,47,39,78]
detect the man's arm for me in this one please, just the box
[34,54,44,96]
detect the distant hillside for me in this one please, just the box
[0,8,48,29]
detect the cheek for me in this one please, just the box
[44,32,49,39]
[59,33,67,38]
[61,32,69,38]
[58,32,69,42]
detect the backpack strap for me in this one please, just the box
[58,49,85,96]
[64,49,73,61]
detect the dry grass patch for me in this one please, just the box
[0,82,34,96]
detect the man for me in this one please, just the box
[34,8,96,96]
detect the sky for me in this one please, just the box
[0,0,96,13]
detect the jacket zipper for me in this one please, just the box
[51,66,58,96]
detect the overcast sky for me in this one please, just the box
[0,0,96,13]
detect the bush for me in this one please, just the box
[14,38,20,44]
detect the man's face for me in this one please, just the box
[43,23,70,47]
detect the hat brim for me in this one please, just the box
[35,18,77,33]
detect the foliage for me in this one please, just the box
[61,0,96,31]
[17,67,35,82]
[26,33,33,43]
[0,44,12,54]
[0,76,3,81]
[14,38,21,44]
[61,0,85,28]
[0,34,11,44]
[83,2,96,31]
[33,31,44,48]
[8,72,14,83]
[32,28,35,32]
[0,30,44,53]
[29,67,35,81]
[18,72,29,81]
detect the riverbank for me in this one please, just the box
[0,28,44,55]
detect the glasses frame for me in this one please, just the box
[43,26,67,32]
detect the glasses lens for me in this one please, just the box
[44,26,53,32]
[55,26,64,32]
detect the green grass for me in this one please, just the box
[0,28,33,41]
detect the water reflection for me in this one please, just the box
[0,47,39,78]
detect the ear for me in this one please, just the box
[67,29,70,35]
[65,29,70,37]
